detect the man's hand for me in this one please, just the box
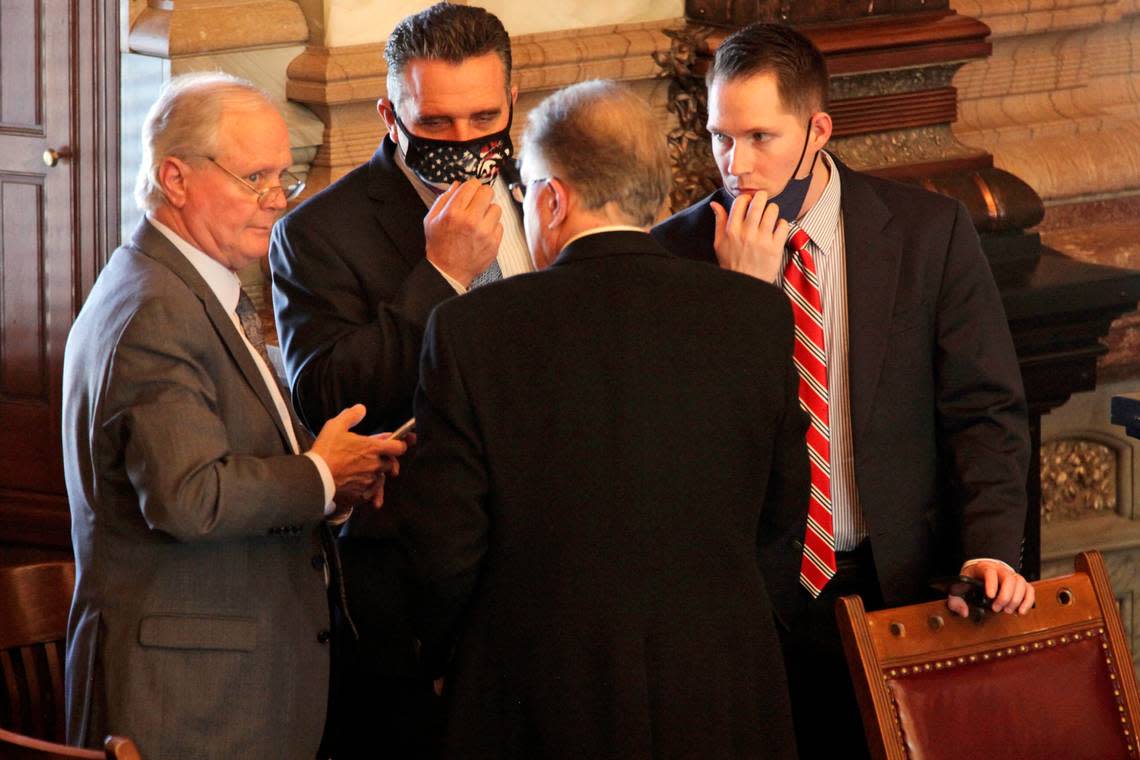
[311,404,407,504]
[946,559,1036,618]
[710,191,790,283]
[424,179,503,287]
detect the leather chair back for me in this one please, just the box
[837,551,1140,760]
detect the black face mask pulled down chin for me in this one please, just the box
[766,122,818,223]
[393,110,514,187]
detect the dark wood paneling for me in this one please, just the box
[0,0,118,549]
[0,177,46,400]
[0,1,42,129]
[686,0,950,28]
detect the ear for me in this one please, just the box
[156,156,191,209]
[808,111,833,152]
[544,178,570,230]
[510,85,519,107]
[377,97,400,145]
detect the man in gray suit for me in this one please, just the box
[61,72,405,759]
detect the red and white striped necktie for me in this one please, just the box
[784,228,836,597]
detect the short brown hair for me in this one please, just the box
[522,80,670,228]
[385,3,511,107]
[708,23,829,118]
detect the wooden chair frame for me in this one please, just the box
[838,550,1140,760]
[1,561,76,743]
[0,726,141,759]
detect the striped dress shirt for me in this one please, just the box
[775,151,867,551]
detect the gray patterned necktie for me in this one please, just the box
[469,258,502,290]
[236,288,274,371]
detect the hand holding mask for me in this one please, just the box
[423,179,503,287]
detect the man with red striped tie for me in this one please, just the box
[652,22,1035,758]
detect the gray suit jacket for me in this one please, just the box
[62,219,331,759]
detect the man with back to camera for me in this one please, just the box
[651,22,1036,758]
[269,3,528,754]
[61,72,405,759]
[399,78,809,759]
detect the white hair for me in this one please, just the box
[134,72,276,213]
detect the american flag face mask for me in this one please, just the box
[393,109,514,186]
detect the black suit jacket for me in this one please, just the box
[270,136,456,439]
[652,157,1030,606]
[400,231,808,759]
[269,138,459,681]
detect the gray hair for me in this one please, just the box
[135,72,275,213]
[384,3,511,110]
[521,80,670,227]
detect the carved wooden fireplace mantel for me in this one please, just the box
[658,0,1140,578]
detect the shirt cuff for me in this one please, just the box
[428,260,467,295]
[303,452,337,515]
[961,557,1015,575]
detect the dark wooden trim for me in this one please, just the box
[830,87,958,138]
[862,155,993,181]
[704,11,991,76]
[73,0,120,304]
[0,491,72,548]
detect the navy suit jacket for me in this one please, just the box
[652,157,1030,607]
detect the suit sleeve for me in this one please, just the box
[756,300,811,625]
[397,305,490,674]
[935,201,1030,568]
[104,298,326,542]
[269,214,456,435]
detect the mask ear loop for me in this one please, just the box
[787,115,818,185]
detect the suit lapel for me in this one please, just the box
[368,138,429,270]
[837,164,901,452]
[130,220,297,452]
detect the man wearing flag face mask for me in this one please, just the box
[653,22,1033,758]
[269,3,529,756]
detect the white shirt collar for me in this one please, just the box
[148,215,243,314]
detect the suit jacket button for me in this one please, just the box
[311,555,325,571]
[317,629,331,644]
[791,539,804,551]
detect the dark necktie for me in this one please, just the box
[784,228,836,597]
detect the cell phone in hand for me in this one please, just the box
[929,574,990,611]
[390,417,416,441]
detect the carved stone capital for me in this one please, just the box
[130,0,309,58]
[285,20,678,191]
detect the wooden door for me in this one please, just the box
[0,0,118,550]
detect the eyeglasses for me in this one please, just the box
[198,156,305,208]
[508,177,550,204]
